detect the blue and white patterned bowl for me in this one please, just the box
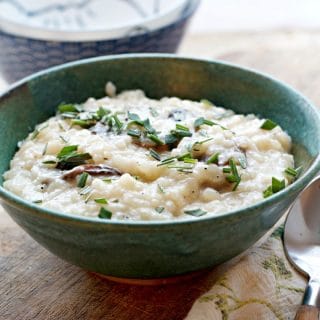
[0,0,199,83]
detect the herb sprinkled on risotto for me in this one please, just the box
[3,83,299,221]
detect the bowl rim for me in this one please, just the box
[1,53,320,228]
[0,0,200,42]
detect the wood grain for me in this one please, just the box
[1,30,320,320]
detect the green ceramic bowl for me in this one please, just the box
[0,54,320,280]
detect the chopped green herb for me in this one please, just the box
[207,152,220,165]
[184,208,207,217]
[30,124,49,140]
[127,129,141,138]
[194,117,228,130]
[172,129,192,138]
[33,200,43,204]
[177,152,192,161]
[183,158,197,164]
[98,207,112,219]
[42,143,48,156]
[147,134,164,145]
[223,167,231,173]
[102,178,113,183]
[285,167,301,178]
[263,177,286,198]
[56,145,92,170]
[77,172,89,188]
[263,186,273,198]
[42,160,57,165]
[155,206,165,213]
[200,99,213,106]
[57,145,78,158]
[71,119,96,128]
[97,107,110,119]
[58,103,82,113]
[112,114,123,131]
[31,129,39,140]
[194,117,214,128]
[58,121,67,131]
[94,198,108,204]
[157,157,176,166]
[127,113,156,134]
[176,124,190,131]
[271,177,285,193]
[59,135,68,143]
[128,112,143,124]
[261,119,277,130]
[190,138,214,152]
[165,134,178,145]
[224,158,241,191]
[149,149,161,161]
[157,183,165,193]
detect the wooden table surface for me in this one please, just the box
[1,31,320,320]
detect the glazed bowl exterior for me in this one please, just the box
[0,1,199,83]
[0,54,319,279]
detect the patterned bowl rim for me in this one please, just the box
[0,0,200,42]
[0,53,319,228]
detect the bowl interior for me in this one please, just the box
[0,55,319,189]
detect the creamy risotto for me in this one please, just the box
[3,83,300,221]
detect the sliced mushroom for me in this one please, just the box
[63,164,122,180]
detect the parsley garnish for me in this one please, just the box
[184,208,207,217]
[175,124,190,131]
[206,152,220,164]
[194,117,227,130]
[149,149,161,161]
[98,207,112,219]
[77,172,89,188]
[30,123,49,140]
[112,114,123,131]
[285,167,301,178]
[128,112,156,134]
[157,153,196,173]
[263,177,286,198]
[94,198,108,204]
[56,145,92,170]
[58,103,82,113]
[200,99,213,106]
[127,129,141,138]
[155,206,164,213]
[157,183,165,193]
[261,119,277,130]
[42,160,57,165]
[147,133,164,145]
[97,107,111,119]
[72,119,96,128]
[224,158,241,191]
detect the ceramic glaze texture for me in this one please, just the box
[0,55,319,279]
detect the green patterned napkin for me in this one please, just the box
[186,225,306,320]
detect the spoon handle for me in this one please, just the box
[294,305,319,320]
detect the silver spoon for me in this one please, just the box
[284,177,320,319]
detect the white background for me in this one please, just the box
[189,0,320,33]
